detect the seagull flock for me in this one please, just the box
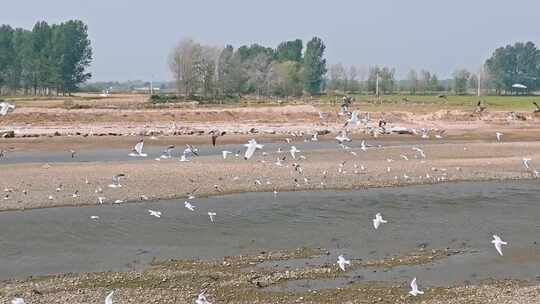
[3,106,533,303]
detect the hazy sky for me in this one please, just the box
[2,0,538,81]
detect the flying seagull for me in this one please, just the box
[108,174,125,188]
[0,102,15,116]
[337,254,350,271]
[373,213,388,229]
[409,277,424,296]
[495,132,503,142]
[148,210,162,218]
[195,292,212,304]
[491,235,507,256]
[129,139,147,157]
[208,212,216,223]
[105,291,114,304]
[185,201,196,211]
[343,111,359,127]
[156,145,175,160]
[244,139,263,160]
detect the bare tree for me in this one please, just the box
[168,38,202,96]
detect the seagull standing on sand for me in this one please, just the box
[492,235,508,256]
[222,150,233,159]
[337,255,350,271]
[495,132,503,142]
[129,139,147,157]
[373,213,387,229]
[105,291,114,304]
[409,277,424,296]
[108,174,125,188]
[522,158,532,170]
[244,139,263,160]
[11,298,25,304]
[360,140,367,152]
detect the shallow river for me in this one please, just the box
[0,180,539,286]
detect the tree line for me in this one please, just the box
[168,37,327,98]
[0,20,92,96]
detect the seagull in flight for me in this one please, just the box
[108,174,125,188]
[491,235,507,256]
[343,111,359,128]
[409,277,424,296]
[495,132,503,142]
[522,158,532,170]
[244,139,263,160]
[412,147,426,158]
[195,292,212,304]
[156,145,175,160]
[0,102,15,116]
[129,139,147,157]
[337,254,350,271]
[222,150,233,159]
[148,210,162,218]
[289,146,300,159]
[208,212,216,223]
[105,291,114,304]
[185,201,196,211]
[373,213,388,229]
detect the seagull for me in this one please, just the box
[70,149,77,158]
[400,155,409,161]
[335,131,351,143]
[222,150,233,159]
[184,144,199,157]
[495,132,503,142]
[290,146,300,159]
[156,145,175,160]
[208,212,216,223]
[97,197,106,204]
[337,254,350,271]
[90,215,100,220]
[105,291,114,304]
[148,210,162,218]
[129,139,147,157]
[0,102,15,116]
[360,140,367,152]
[373,213,387,229]
[244,139,263,160]
[409,277,424,296]
[492,235,508,256]
[108,174,125,188]
[522,158,532,170]
[185,201,196,211]
[412,147,426,158]
[195,292,212,304]
[311,132,319,141]
[344,111,359,127]
[11,298,25,304]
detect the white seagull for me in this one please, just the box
[360,140,367,152]
[108,174,125,188]
[184,201,196,211]
[222,150,233,159]
[344,111,359,127]
[105,291,114,304]
[208,212,216,223]
[373,213,387,229]
[0,102,15,116]
[412,147,426,158]
[337,254,350,271]
[409,277,424,296]
[495,132,503,142]
[491,235,508,256]
[522,158,532,170]
[195,292,212,304]
[11,298,25,304]
[156,145,175,160]
[244,139,263,160]
[335,131,351,143]
[129,139,147,157]
[289,146,300,159]
[148,210,162,218]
